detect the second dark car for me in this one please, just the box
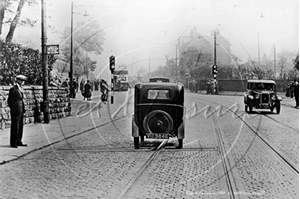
[244,79,282,114]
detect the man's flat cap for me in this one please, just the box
[16,75,27,81]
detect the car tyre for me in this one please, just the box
[134,137,139,149]
[140,131,144,142]
[177,139,183,149]
[276,102,281,114]
[249,101,253,113]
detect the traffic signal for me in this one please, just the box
[109,55,115,73]
[212,65,218,74]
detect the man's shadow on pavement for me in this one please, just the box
[0,145,15,148]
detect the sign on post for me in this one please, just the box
[46,45,59,55]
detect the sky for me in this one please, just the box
[2,0,299,79]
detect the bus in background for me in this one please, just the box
[113,69,129,91]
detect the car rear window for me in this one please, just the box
[149,78,169,82]
[147,89,170,100]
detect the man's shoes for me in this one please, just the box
[17,143,27,147]
[10,145,18,148]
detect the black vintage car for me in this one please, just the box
[244,79,282,114]
[132,82,185,149]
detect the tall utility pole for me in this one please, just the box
[214,31,217,66]
[175,45,178,82]
[41,0,49,123]
[85,51,88,79]
[274,46,276,79]
[131,58,134,76]
[84,11,89,81]
[178,39,180,83]
[213,30,217,94]
[258,33,260,67]
[69,1,74,98]
[148,54,150,79]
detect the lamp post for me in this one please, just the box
[84,11,89,80]
[258,33,260,68]
[274,46,276,79]
[69,1,74,98]
[148,54,150,79]
[41,0,49,123]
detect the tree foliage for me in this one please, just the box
[0,39,56,85]
[70,21,105,55]
[59,21,105,79]
[150,65,169,78]
[178,47,213,80]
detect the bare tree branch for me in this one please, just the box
[5,0,25,43]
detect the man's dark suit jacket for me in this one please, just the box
[7,85,25,114]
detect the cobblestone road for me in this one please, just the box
[0,93,298,199]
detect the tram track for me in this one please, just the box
[212,114,238,199]
[217,99,299,174]
[239,114,299,174]
[115,140,168,199]
[259,112,298,132]
[188,94,299,175]
[71,93,297,197]
[112,93,298,178]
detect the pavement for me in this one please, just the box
[0,90,298,165]
[0,91,114,165]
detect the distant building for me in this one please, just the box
[178,27,233,65]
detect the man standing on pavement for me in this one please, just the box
[7,75,28,148]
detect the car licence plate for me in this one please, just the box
[145,133,169,139]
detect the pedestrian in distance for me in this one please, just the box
[80,79,85,96]
[62,79,69,88]
[70,78,78,98]
[100,79,109,104]
[292,79,299,108]
[83,80,92,101]
[290,81,294,98]
[285,82,290,97]
[7,75,28,148]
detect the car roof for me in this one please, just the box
[247,79,276,84]
[137,82,183,89]
[149,76,169,79]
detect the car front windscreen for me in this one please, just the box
[249,83,275,90]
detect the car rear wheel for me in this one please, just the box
[140,131,144,142]
[134,137,139,149]
[177,139,183,149]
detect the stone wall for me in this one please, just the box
[0,86,71,129]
